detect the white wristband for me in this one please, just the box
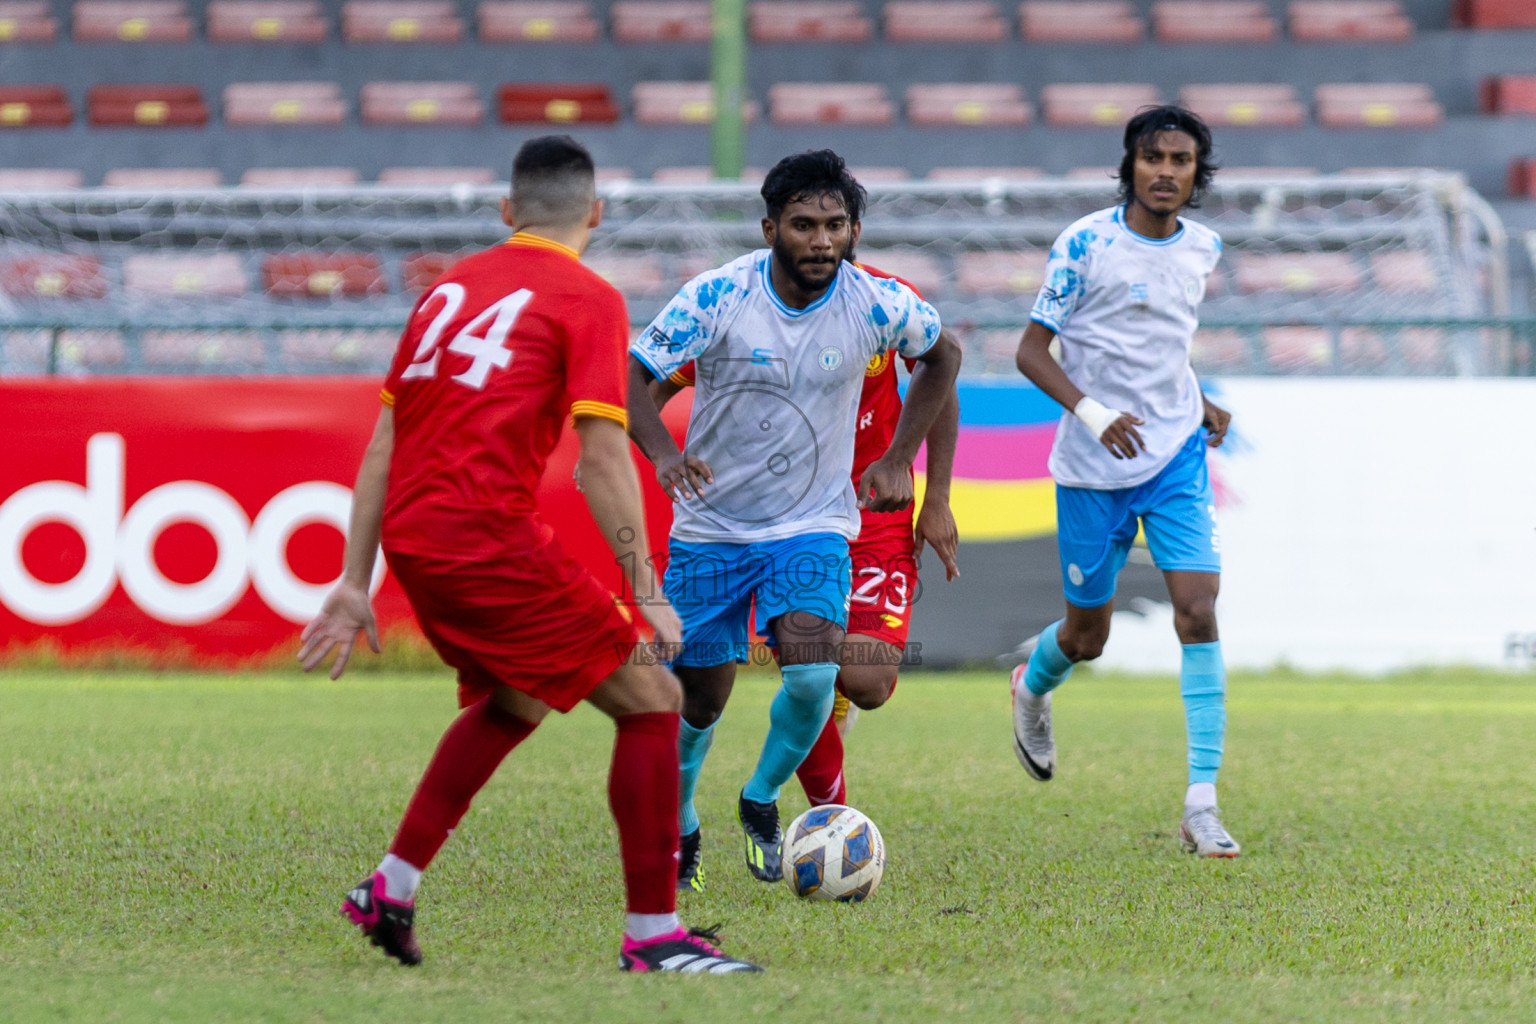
[1073,396,1121,440]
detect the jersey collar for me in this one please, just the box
[759,252,840,317]
[507,232,580,260]
[1114,205,1185,247]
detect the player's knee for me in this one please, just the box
[1058,628,1107,663]
[1172,596,1218,645]
[647,666,684,714]
[840,664,897,710]
[781,661,838,702]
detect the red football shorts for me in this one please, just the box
[845,509,917,650]
[385,533,639,713]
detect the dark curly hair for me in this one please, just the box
[760,149,867,223]
[1116,105,1219,209]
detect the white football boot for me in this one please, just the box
[1009,663,1056,782]
[1179,806,1241,858]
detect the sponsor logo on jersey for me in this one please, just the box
[865,351,891,377]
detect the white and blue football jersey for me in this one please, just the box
[1030,205,1222,490]
[632,250,941,544]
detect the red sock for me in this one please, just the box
[796,711,847,807]
[609,711,680,915]
[389,697,536,870]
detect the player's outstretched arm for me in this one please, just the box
[298,407,391,679]
[861,330,962,513]
[574,414,682,649]
[625,355,712,502]
[1015,321,1147,460]
[914,385,961,581]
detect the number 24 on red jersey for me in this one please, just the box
[398,283,534,391]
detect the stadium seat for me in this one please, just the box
[954,250,1048,295]
[102,167,222,187]
[1452,0,1536,28]
[906,83,1031,127]
[73,0,191,40]
[401,251,470,291]
[596,167,635,182]
[207,0,328,42]
[0,86,72,128]
[497,83,619,123]
[1234,252,1363,293]
[884,1,1007,42]
[241,167,361,185]
[224,82,347,126]
[280,328,396,363]
[1040,83,1159,126]
[1261,325,1332,371]
[854,249,945,296]
[749,1,871,41]
[123,253,248,296]
[142,331,265,367]
[379,166,497,184]
[584,252,668,297]
[632,82,758,125]
[1191,328,1252,371]
[264,253,387,297]
[0,254,110,299]
[768,83,894,125]
[610,0,711,41]
[1508,157,1536,196]
[1152,1,1277,42]
[1314,83,1442,127]
[926,166,1043,180]
[478,1,599,41]
[1019,1,1143,43]
[849,166,910,181]
[0,168,83,189]
[1287,1,1412,41]
[1369,249,1436,292]
[1479,75,1536,115]
[362,82,485,125]
[1178,84,1306,127]
[87,85,208,127]
[341,1,464,42]
[0,2,59,42]
[46,330,127,368]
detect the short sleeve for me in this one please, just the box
[567,284,631,428]
[629,270,734,381]
[869,276,942,359]
[381,287,436,404]
[1031,225,1095,333]
[669,362,697,388]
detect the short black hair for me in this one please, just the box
[1117,105,1218,209]
[760,149,866,223]
[510,135,596,226]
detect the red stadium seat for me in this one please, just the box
[73,0,191,41]
[342,0,464,42]
[954,250,1048,295]
[0,85,72,128]
[1192,329,1252,371]
[1452,0,1536,28]
[143,331,266,367]
[1479,75,1536,115]
[479,1,599,41]
[123,253,248,296]
[1315,83,1442,127]
[224,82,347,126]
[906,83,1031,127]
[632,81,758,125]
[1508,157,1536,196]
[497,83,619,123]
[855,249,945,296]
[1234,252,1363,293]
[379,166,497,185]
[1288,1,1412,41]
[0,2,59,42]
[584,252,668,297]
[207,1,328,42]
[87,85,207,127]
[264,253,387,297]
[280,328,396,363]
[611,0,711,41]
[401,251,472,291]
[1019,1,1143,42]
[0,254,110,299]
[102,167,222,187]
[1153,1,1277,42]
[926,166,1043,180]
[1179,84,1306,127]
[768,83,894,125]
[0,168,83,189]
[749,1,871,41]
[884,1,1007,42]
[1261,326,1332,371]
[362,81,485,125]
[1040,83,1159,126]
[1369,250,1436,293]
[241,167,361,185]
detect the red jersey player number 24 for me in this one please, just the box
[397,283,533,389]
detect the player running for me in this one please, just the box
[299,136,762,972]
[1008,107,1241,857]
[627,150,962,888]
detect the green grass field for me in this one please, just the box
[3,667,1536,1022]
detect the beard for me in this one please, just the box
[772,236,846,293]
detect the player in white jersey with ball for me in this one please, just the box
[1009,106,1241,857]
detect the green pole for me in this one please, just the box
[710,0,745,180]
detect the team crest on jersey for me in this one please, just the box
[1184,278,1202,302]
[818,346,845,371]
[865,351,891,377]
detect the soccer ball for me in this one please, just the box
[780,804,885,902]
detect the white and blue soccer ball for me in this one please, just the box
[781,804,885,902]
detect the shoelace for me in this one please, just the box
[1187,810,1229,842]
[684,923,726,956]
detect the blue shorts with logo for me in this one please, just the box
[1056,428,1220,609]
[663,532,852,667]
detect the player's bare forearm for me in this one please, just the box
[646,374,683,413]
[1014,321,1085,412]
[884,330,962,466]
[575,416,658,598]
[341,407,393,588]
[920,386,960,503]
[626,356,683,466]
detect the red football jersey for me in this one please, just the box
[380,233,630,557]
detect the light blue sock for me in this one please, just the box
[1023,620,1075,696]
[678,719,714,835]
[1181,641,1226,785]
[742,662,838,804]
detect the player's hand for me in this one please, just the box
[858,455,915,513]
[297,580,380,680]
[657,452,713,502]
[1202,397,1231,448]
[1100,414,1147,460]
[640,596,684,660]
[915,498,960,581]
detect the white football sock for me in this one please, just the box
[377,853,423,903]
[1185,782,1217,810]
[626,912,681,943]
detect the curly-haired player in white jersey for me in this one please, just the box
[1009,106,1241,857]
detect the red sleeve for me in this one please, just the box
[567,281,631,428]
[857,263,925,301]
[669,362,697,388]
